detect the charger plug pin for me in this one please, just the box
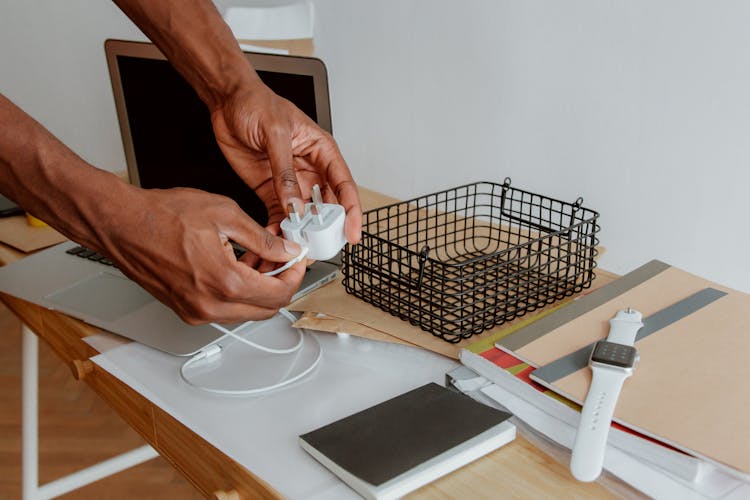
[312,184,324,206]
[310,204,324,225]
[311,184,325,221]
[288,202,301,224]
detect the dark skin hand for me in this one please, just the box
[0,0,362,325]
[211,84,362,239]
[113,0,363,243]
[0,93,306,324]
[101,186,307,324]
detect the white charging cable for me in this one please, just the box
[204,247,311,353]
[209,314,303,354]
[179,308,321,396]
[178,248,318,396]
[263,245,309,277]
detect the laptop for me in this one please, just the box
[0,194,24,218]
[0,39,338,356]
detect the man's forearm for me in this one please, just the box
[113,0,262,110]
[0,93,131,248]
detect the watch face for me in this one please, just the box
[591,341,638,368]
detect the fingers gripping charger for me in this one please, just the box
[280,185,347,261]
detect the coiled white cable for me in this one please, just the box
[262,245,309,276]
[179,249,319,396]
[179,308,321,396]
[209,309,303,354]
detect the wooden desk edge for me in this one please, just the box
[1,292,282,499]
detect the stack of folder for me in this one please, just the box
[458,260,750,498]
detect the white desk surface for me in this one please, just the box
[86,329,457,499]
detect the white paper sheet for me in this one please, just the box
[480,384,701,499]
[238,43,289,55]
[479,382,746,499]
[224,3,313,41]
[87,332,456,499]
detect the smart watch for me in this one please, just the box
[570,308,642,482]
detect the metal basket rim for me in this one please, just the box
[363,180,600,221]
[351,229,599,272]
[354,215,600,270]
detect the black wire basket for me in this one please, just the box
[342,179,600,343]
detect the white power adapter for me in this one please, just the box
[280,185,347,261]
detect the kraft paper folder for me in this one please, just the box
[0,215,66,253]
[495,260,750,478]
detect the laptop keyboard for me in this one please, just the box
[66,245,247,268]
[66,245,118,267]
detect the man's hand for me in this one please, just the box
[210,84,363,243]
[2,92,308,324]
[2,0,364,325]
[98,186,306,324]
[113,0,363,238]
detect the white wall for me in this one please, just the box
[1,1,749,291]
[0,1,146,173]
[312,0,750,291]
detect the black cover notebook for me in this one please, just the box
[299,383,515,499]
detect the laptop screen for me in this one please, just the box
[113,49,325,227]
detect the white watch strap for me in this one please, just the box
[570,366,629,481]
[570,308,642,482]
[606,309,642,345]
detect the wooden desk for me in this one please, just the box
[1,188,618,499]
